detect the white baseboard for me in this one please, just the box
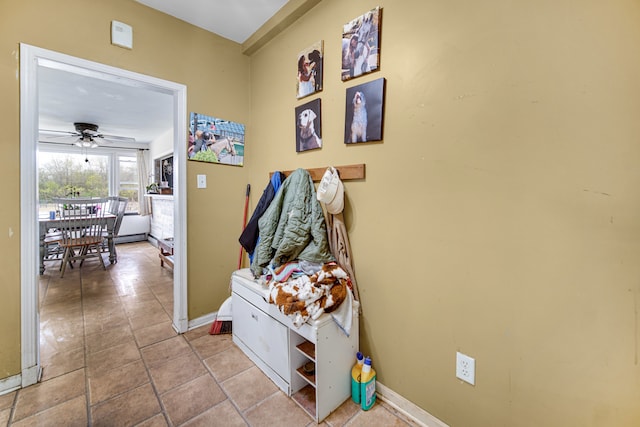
[187,312,217,331]
[21,365,41,388]
[376,381,449,427]
[0,374,22,396]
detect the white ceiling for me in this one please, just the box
[135,0,289,44]
[38,65,174,146]
[38,1,288,148]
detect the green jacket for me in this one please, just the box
[251,168,334,277]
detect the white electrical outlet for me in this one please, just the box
[456,351,475,385]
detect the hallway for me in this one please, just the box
[0,242,414,426]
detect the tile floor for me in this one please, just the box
[0,242,416,426]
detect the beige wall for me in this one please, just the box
[0,0,251,377]
[248,0,640,426]
[2,0,640,425]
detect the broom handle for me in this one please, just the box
[237,184,251,269]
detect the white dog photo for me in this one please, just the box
[350,91,367,143]
[344,78,385,144]
[295,100,322,152]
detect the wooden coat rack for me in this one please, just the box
[271,163,365,182]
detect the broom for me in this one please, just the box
[210,184,251,335]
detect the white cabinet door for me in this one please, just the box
[233,294,289,380]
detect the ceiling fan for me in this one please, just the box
[39,122,136,148]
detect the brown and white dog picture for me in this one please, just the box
[295,98,322,152]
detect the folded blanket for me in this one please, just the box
[269,261,303,282]
[267,263,348,328]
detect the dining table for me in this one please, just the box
[38,213,117,275]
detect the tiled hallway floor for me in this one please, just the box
[0,242,415,426]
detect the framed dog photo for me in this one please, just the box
[297,40,324,99]
[341,6,381,81]
[344,77,385,144]
[295,98,322,152]
[189,112,245,166]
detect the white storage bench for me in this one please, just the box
[231,268,359,422]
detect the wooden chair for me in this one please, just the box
[53,197,109,277]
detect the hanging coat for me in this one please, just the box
[239,171,285,256]
[251,168,334,277]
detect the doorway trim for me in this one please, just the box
[20,44,188,387]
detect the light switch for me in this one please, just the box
[197,174,207,188]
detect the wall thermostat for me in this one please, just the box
[111,20,133,49]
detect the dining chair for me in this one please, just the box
[107,196,128,236]
[43,233,65,262]
[52,197,109,277]
[43,219,67,269]
[100,196,128,256]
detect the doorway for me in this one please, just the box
[20,44,188,387]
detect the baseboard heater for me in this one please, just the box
[114,233,148,244]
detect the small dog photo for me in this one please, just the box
[295,98,322,152]
[297,40,324,99]
[341,7,381,81]
[344,77,385,144]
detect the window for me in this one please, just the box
[38,151,108,214]
[38,147,141,215]
[117,155,140,213]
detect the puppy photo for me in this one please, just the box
[295,99,322,152]
[307,49,323,93]
[296,41,323,99]
[344,78,385,144]
[350,91,367,143]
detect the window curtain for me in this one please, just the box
[137,149,151,216]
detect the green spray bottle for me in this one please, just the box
[360,356,376,410]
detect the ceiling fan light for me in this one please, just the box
[75,140,82,147]
[90,142,98,148]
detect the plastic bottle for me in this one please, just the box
[351,351,364,403]
[360,356,376,410]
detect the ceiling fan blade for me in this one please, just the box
[40,124,136,145]
[96,134,136,143]
[39,129,79,136]
[39,133,79,140]
[38,133,81,144]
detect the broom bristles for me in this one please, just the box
[209,318,232,335]
[209,296,233,335]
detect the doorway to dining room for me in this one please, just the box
[20,44,188,388]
